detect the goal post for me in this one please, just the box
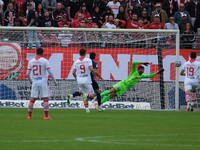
[0,26,181,110]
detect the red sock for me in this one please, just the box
[43,99,49,117]
[186,93,190,103]
[28,100,35,117]
[84,102,88,108]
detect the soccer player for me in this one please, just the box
[67,52,104,111]
[100,62,164,104]
[71,49,96,113]
[180,52,200,112]
[26,48,57,120]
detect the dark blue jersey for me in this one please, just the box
[91,60,98,81]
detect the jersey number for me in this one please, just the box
[80,65,85,74]
[187,67,194,76]
[33,65,42,76]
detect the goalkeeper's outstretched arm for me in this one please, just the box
[141,69,165,78]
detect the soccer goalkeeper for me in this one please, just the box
[101,62,164,104]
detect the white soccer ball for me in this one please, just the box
[175,60,181,67]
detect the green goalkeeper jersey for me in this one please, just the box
[124,62,157,89]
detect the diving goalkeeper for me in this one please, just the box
[101,62,164,104]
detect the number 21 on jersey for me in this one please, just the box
[33,65,42,76]
[187,67,194,76]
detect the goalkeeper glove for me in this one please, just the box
[157,69,165,74]
[141,62,150,66]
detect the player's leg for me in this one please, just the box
[185,84,192,112]
[101,88,117,104]
[67,91,82,105]
[100,90,111,97]
[28,84,38,119]
[92,81,101,106]
[41,85,51,119]
[190,85,198,112]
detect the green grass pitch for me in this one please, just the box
[0,108,200,150]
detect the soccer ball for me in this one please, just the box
[174,60,181,67]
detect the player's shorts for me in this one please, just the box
[112,80,129,97]
[184,82,198,92]
[78,83,94,95]
[92,80,99,90]
[31,84,50,99]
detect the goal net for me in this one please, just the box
[0,27,182,110]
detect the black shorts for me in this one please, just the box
[92,80,99,90]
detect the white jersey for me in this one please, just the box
[182,60,200,84]
[107,1,120,18]
[28,56,51,86]
[73,57,92,84]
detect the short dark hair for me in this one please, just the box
[90,52,96,60]
[36,48,43,55]
[138,66,144,70]
[190,52,196,59]
[79,48,86,56]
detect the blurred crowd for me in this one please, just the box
[0,0,200,49]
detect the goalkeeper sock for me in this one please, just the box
[28,100,35,117]
[97,93,101,106]
[101,95,111,104]
[100,90,111,97]
[43,99,49,117]
[72,91,81,97]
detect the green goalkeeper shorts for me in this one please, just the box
[113,80,129,97]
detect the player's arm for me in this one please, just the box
[141,69,165,78]
[26,69,32,84]
[47,68,57,86]
[89,66,96,80]
[180,70,185,76]
[72,69,77,80]
[94,70,104,81]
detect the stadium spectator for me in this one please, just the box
[180,22,195,49]
[106,0,120,18]
[194,15,200,33]
[164,16,179,30]
[142,0,152,17]
[137,17,148,29]
[18,13,26,26]
[126,13,138,29]
[41,11,55,27]
[24,0,36,16]
[86,16,97,28]
[117,6,126,21]
[74,4,91,21]
[149,14,164,29]
[58,14,70,27]
[179,13,192,33]
[35,3,44,27]
[68,0,80,20]
[91,6,103,28]
[162,0,178,17]
[4,3,17,26]
[151,3,168,26]
[128,0,143,17]
[71,13,82,28]
[174,3,190,26]
[186,0,200,26]
[52,2,66,26]
[100,6,113,24]
[79,19,86,28]
[26,3,40,49]
[114,18,126,28]
[141,8,150,27]
[15,0,25,15]
[42,0,57,12]
[13,17,21,26]
[0,0,4,25]
[93,0,107,14]
[103,14,116,29]
[9,0,18,14]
